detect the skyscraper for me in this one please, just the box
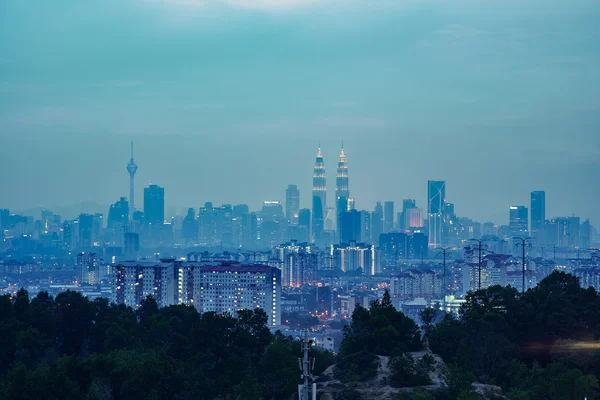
[336,146,350,240]
[509,206,528,237]
[427,181,446,248]
[144,184,165,226]
[530,191,545,240]
[371,202,384,244]
[285,184,300,223]
[384,201,394,233]
[312,147,327,243]
[126,141,138,221]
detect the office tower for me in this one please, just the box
[289,208,311,243]
[427,181,446,248]
[107,197,129,235]
[509,206,529,237]
[371,202,384,243]
[286,184,300,223]
[332,241,380,275]
[233,204,249,218]
[312,147,327,243]
[182,208,198,244]
[384,201,394,233]
[77,252,101,284]
[336,146,350,238]
[144,184,165,226]
[361,211,372,243]
[379,232,429,265]
[126,141,138,220]
[399,199,416,231]
[261,200,284,222]
[241,213,258,249]
[530,191,545,240]
[340,209,362,243]
[406,208,424,229]
[113,260,175,308]
[78,213,94,249]
[124,232,140,259]
[194,264,281,326]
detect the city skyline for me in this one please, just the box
[2,141,597,228]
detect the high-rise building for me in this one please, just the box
[530,191,545,240]
[399,199,416,231]
[336,146,350,239]
[340,209,362,243]
[427,181,446,248]
[78,213,94,249]
[107,197,129,229]
[285,184,300,223]
[144,184,165,226]
[332,241,380,275]
[274,240,318,287]
[194,264,281,326]
[182,208,198,244]
[113,260,175,308]
[77,252,101,284]
[126,141,138,221]
[312,147,327,243]
[384,201,394,233]
[371,202,384,244]
[509,206,528,237]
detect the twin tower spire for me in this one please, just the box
[311,144,350,241]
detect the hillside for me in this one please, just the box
[317,351,502,400]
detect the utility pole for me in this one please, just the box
[514,237,532,293]
[469,239,485,291]
[437,247,454,311]
[298,329,316,400]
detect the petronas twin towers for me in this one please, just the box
[311,145,351,243]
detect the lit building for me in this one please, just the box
[509,206,528,237]
[427,181,446,248]
[379,232,429,266]
[331,240,380,275]
[77,252,102,284]
[112,260,176,308]
[573,268,600,292]
[195,264,281,326]
[371,202,384,244]
[390,269,442,300]
[530,191,545,240]
[312,147,327,244]
[274,240,318,286]
[286,184,300,224]
[336,146,350,239]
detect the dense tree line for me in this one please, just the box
[428,271,600,400]
[337,272,600,399]
[0,290,334,400]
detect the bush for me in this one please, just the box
[333,351,380,383]
[388,353,434,388]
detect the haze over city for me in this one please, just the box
[1,0,599,224]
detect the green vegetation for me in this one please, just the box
[0,290,334,400]
[429,271,600,400]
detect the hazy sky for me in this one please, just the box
[0,0,599,224]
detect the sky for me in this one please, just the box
[0,0,599,224]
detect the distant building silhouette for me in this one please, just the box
[530,191,545,240]
[427,181,446,248]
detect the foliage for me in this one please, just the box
[388,353,434,388]
[428,271,600,398]
[341,290,421,356]
[333,351,380,383]
[0,290,335,400]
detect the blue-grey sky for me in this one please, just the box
[0,0,598,224]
